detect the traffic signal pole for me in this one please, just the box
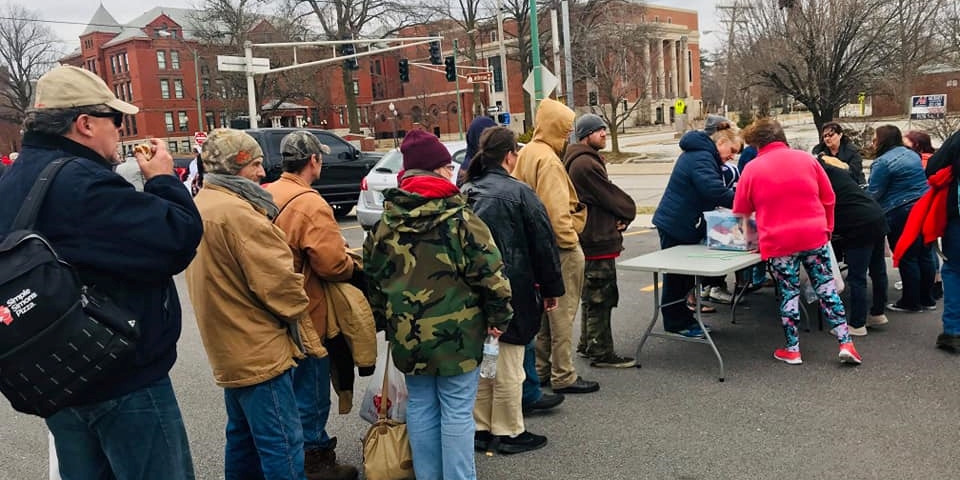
[453,39,464,140]
[529,0,543,112]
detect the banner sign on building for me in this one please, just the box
[910,94,947,120]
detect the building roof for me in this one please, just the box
[81,4,123,35]
[263,101,311,110]
[102,7,204,48]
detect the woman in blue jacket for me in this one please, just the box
[868,124,935,312]
[652,123,740,337]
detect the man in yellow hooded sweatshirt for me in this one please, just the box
[512,99,599,395]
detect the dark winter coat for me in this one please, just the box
[812,140,865,185]
[0,132,203,406]
[563,144,636,257]
[652,131,735,244]
[463,166,564,346]
[819,156,888,249]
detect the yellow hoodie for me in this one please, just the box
[511,98,586,249]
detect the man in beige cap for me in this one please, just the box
[0,65,203,478]
[186,128,326,480]
[265,131,374,480]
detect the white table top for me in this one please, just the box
[619,244,762,276]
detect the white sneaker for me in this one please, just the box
[708,286,734,304]
[848,325,868,336]
[867,314,889,327]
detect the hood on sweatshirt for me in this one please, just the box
[532,98,575,155]
[464,116,497,167]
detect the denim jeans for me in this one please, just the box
[405,368,480,480]
[293,355,333,451]
[842,235,888,328]
[45,375,195,480]
[521,340,542,406]
[223,369,305,480]
[941,218,960,335]
[657,230,696,331]
[887,203,936,308]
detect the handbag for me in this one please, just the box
[362,344,415,480]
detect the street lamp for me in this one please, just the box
[388,102,399,148]
[158,29,204,134]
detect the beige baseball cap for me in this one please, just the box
[33,65,138,114]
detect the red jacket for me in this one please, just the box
[893,166,953,267]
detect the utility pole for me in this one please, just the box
[245,41,258,129]
[551,9,562,99]
[454,39,465,140]
[716,1,750,116]
[561,0,574,108]
[529,0,543,109]
[497,0,511,114]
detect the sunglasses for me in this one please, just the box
[84,110,124,128]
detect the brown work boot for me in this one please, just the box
[304,438,359,480]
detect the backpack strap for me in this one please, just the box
[273,189,317,223]
[11,158,74,231]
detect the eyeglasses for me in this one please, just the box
[822,132,837,140]
[84,110,124,128]
[442,164,455,171]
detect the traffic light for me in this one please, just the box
[444,56,456,82]
[341,42,359,70]
[588,91,598,106]
[429,40,442,65]
[399,58,410,83]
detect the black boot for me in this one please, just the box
[304,437,359,480]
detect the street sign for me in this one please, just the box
[467,72,493,84]
[194,131,207,145]
[522,65,559,96]
[217,55,270,73]
[497,112,511,125]
[674,99,686,114]
[910,94,947,120]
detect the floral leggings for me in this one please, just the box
[769,244,851,351]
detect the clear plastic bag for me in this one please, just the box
[359,346,408,424]
[828,243,845,293]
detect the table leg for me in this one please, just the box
[730,282,748,324]
[693,276,725,382]
[635,272,661,367]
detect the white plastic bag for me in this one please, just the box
[359,346,408,424]
[828,243,845,293]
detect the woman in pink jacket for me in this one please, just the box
[733,118,862,366]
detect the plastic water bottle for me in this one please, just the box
[479,335,499,379]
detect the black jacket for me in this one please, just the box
[819,158,888,249]
[463,166,565,346]
[564,144,636,257]
[0,132,203,406]
[812,140,865,185]
[926,130,960,220]
[652,131,734,244]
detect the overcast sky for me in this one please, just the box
[43,0,721,52]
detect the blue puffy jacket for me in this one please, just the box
[0,132,203,406]
[867,145,929,213]
[653,131,735,243]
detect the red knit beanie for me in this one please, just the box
[401,130,451,171]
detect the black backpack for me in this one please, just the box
[0,158,141,417]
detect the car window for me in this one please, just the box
[373,150,403,173]
[314,131,355,163]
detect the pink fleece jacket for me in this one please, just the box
[733,142,835,260]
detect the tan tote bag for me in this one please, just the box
[362,345,415,480]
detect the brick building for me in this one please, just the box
[871,65,960,118]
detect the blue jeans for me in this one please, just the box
[521,340,542,406]
[223,369,305,480]
[405,369,480,480]
[887,203,936,308]
[293,355,333,450]
[842,235,888,328]
[45,375,195,480]
[941,218,960,335]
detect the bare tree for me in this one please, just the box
[0,4,62,124]
[569,2,653,152]
[876,0,947,115]
[427,0,495,117]
[296,0,426,133]
[735,0,896,132]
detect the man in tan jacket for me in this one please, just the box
[186,128,324,480]
[512,99,599,395]
[265,131,367,480]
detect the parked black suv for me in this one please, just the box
[245,128,381,217]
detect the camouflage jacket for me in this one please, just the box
[363,178,513,376]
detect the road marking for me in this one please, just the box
[341,225,362,230]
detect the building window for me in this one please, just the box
[205,112,214,131]
[171,51,180,69]
[948,79,959,87]
[202,78,210,97]
[130,115,138,135]
[179,111,189,131]
[168,141,178,152]
[160,80,170,99]
[122,53,129,71]
[216,79,227,98]
[353,80,360,95]
[157,50,167,70]
[174,79,184,99]
[125,82,132,101]
[219,111,227,128]
[111,56,117,74]
[667,17,672,24]
[165,112,175,132]
[490,30,498,43]
[490,56,503,93]
[338,107,345,126]
[654,15,659,22]
[181,140,191,152]
[124,116,132,136]
[688,51,693,82]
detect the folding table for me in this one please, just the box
[619,244,762,381]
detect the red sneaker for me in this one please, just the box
[773,348,802,365]
[839,342,862,365]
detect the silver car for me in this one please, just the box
[356,141,467,230]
